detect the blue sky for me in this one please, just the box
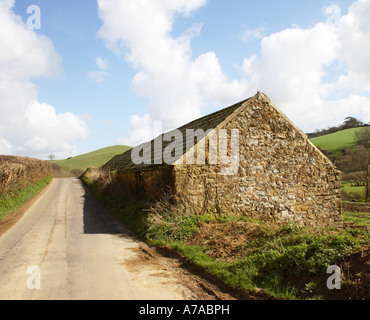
[1,0,369,159]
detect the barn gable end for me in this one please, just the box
[173,92,342,227]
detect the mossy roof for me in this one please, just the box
[102,96,253,172]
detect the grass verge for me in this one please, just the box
[343,211,370,227]
[0,175,52,220]
[82,176,369,300]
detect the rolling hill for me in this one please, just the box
[309,127,368,156]
[50,145,131,171]
[310,127,369,202]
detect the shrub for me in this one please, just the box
[71,169,84,177]
[51,163,62,172]
[0,156,51,197]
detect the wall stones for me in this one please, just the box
[172,95,342,228]
[98,93,342,229]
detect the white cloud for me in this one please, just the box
[241,28,265,42]
[335,0,370,91]
[117,114,153,146]
[0,138,12,155]
[88,70,109,83]
[88,57,110,82]
[95,57,108,70]
[99,0,370,142]
[240,0,370,132]
[0,1,89,159]
[241,23,339,124]
[98,0,250,145]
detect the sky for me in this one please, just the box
[0,0,369,160]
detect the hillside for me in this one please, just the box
[309,127,369,203]
[51,127,365,172]
[309,127,367,156]
[51,145,131,171]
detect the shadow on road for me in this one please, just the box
[81,184,129,235]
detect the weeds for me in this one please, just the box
[343,211,370,227]
[146,197,198,245]
[143,203,368,299]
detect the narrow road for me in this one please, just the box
[0,178,210,300]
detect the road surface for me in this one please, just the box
[0,178,215,300]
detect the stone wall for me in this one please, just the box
[141,167,174,200]
[173,96,342,228]
[115,168,174,201]
[85,166,175,202]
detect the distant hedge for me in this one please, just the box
[0,156,52,197]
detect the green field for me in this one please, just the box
[309,127,367,155]
[342,181,365,195]
[309,128,369,201]
[50,145,131,171]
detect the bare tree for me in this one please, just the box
[48,154,55,161]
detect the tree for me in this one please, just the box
[336,146,370,202]
[48,154,55,161]
[366,161,370,202]
[354,127,370,148]
[341,117,363,130]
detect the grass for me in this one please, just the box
[50,145,131,171]
[81,176,369,300]
[151,218,367,299]
[0,175,52,220]
[342,182,366,195]
[343,211,370,227]
[342,181,366,202]
[309,127,367,156]
[310,128,369,202]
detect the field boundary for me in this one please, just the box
[342,201,370,213]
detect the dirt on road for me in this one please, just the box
[0,178,234,300]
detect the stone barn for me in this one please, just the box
[102,92,342,228]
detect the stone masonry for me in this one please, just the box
[102,92,342,228]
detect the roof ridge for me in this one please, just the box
[104,91,332,172]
